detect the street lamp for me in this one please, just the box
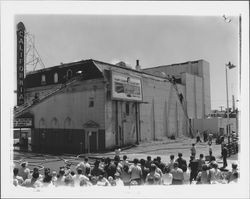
[225,62,236,136]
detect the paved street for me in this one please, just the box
[13,137,239,173]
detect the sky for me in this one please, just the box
[15,14,239,110]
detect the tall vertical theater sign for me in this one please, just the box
[16,22,25,105]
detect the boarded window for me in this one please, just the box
[89,98,94,107]
[67,69,73,80]
[41,74,46,85]
[126,103,129,115]
[54,73,58,83]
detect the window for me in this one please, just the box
[89,98,94,107]
[66,69,73,80]
[54,72,58,83]
[126,103,129,115]
[41,74,46,85]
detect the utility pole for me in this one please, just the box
[232,95,235,112]
[225,63,229,136]
[225,62,236,136]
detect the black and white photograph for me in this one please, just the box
[1,1,249,198]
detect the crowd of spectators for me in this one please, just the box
[13,150,239,189]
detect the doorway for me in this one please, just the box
[89,131,97,153]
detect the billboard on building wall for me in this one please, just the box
[14,118,33,128]
[111,71,143,101]
[16,22,25,106]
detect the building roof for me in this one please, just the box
[143,59,207,71]
[26,59,172,83]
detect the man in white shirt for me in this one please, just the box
[170,162,184,185]
[129,158,142,185]
[162,166,173,185]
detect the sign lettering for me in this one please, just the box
[17,22,25,106]
[14,118,33,128]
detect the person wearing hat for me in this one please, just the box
[18,161,30,181]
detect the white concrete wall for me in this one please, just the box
[195,76,203,118]
[144,60,211,119]
[198,60,211,116]
[30,79,105,130]
[140,76,186,141]
[192,118,236,136]
[185,73,196,118]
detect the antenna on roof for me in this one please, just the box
[25,32,46,73]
